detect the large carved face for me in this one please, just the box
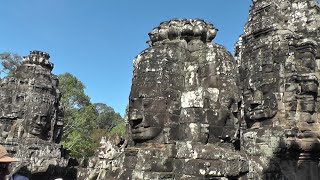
[0,51,63,142]
[128,52,172,143]
[19,71,57,140]
[23,100,53,140]
[241,48,278,126]
[129,97,164,142]
[243,87,278,123]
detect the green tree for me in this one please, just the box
[58,73,96,157]
[109,121,126,136]
[0,52,22,76]
[91,103,125,150]
[58,73,91,109]
[58,73,91,141]
[58,73,125,158]
[62,105,98,157]
[94,103,123,131]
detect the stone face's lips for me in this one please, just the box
[131,127,149,134]
[248,106,267,114]
[30,122,44,135]
[31,127,41,135]
[131,127,162,140]
[131,127,161,134]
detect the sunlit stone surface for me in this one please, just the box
[88,0,320,179]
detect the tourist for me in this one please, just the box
[0,145,19,180]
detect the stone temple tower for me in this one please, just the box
[0,51,75,179]
[89,18,248,180]
[235,0,320,179]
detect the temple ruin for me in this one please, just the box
[0,51,76,179]
[1,0,319,179]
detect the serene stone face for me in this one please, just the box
[108,19,245,180]
[23,101,52,139]
[0,51,63,142]
[235,0,320,179]
[128,50,170,143]
[243,85,278,122]
[129,98,164,141]
[239,38,280,128]
[0,51,73,179]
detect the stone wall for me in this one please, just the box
[235,0,320,179]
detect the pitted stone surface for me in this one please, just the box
[91,1,319,179]
[148,18,218,46]
[235,0,320,179]
[0,51,76,179]
[83,18,246,180]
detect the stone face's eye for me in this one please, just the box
[243,90,253,101]
[41,116,48,123]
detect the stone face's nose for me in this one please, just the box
[129,110,143,128]
[130,110,143,121]
[251,90,263,106]
[129,97,144,127]
[34,114,41,125]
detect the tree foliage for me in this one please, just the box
[94,103,123,131]
[0,52,22,76]
[58,73,125,158]
[62,105,98,157]
[58,73,91,109]
[58,73,94,158]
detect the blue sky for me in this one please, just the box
[1,0,254,116]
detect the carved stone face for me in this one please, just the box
[128,51,172,143]
[298,51,316,72]
[242,76,278,126]
[129,97,165,143]
[18,69,57,140]
[24,102,52,139]
[241,44,280,127]
[0,51,63,144]
[244,90,278,122]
